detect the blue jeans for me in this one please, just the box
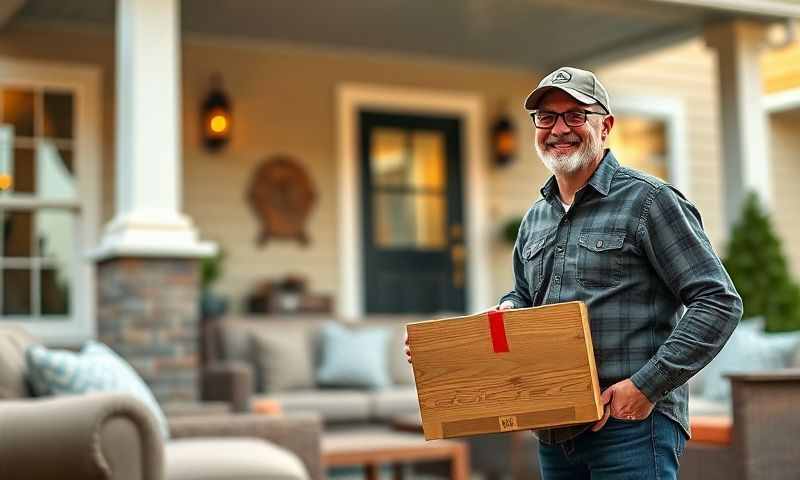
[538,411,686,480]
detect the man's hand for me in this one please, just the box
[405,301,515,364]
[591,379,654,431]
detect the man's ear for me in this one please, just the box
[602,115,615,140]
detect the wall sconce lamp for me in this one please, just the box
[492,115,516,167]
[202,73,232,151]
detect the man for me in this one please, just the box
[407,67,742,479]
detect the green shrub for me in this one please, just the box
[723,192,800,332]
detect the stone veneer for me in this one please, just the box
[97,257,200,403]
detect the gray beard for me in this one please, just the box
[536,133,601,176]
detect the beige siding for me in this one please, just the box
[598,38,725,251]
[769,110,800,278]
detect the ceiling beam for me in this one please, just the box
[652,0,800,18]
[553,23,704,71]
[0,0,27,31]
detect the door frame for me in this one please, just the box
[336,83,490,318]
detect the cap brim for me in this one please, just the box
[524,85,599,111]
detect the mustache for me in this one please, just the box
[545,134,581,146]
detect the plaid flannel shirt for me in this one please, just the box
[499,150,742,444]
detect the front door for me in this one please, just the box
[360,111,466,314]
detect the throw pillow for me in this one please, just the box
[251,327,315,392]
[25,341,170,439]
[701,318,800,402]
[316,322,392,389]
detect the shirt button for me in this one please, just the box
[554,275,560,282]
[557,246,564,252]
[596,240,604,248]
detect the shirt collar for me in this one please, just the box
[539,149,619,199]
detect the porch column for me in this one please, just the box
[704,20,771,232]
[93,0,214,403]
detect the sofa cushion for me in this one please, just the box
[369,385,420,421]
[356,317,422,386]
[701,319,800,402]
[0,326,36,399]
[260,390,371,422]
[688,395,730,417]
[165,438,308,480]
[316,322,392,389]
[251,327,314,392]
[386,325,415,386]
[25,341,170,438]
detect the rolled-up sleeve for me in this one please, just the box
[630,185,743,403]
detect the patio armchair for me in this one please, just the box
[0,326,324,480]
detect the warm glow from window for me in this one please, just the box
[0,174,12,191]
[609,116,669,181]
[210,114,228,133]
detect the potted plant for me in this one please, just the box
[200,248,229,319]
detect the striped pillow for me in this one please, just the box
[25,341,169,438]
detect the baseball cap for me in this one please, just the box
[524,66,611,114]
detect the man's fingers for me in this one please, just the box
[498,301,514,310]
[591,404,611,432]
[600,386,614,404]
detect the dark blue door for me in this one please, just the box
[360,111,466,314]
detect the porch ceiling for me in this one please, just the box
[11,0,800,70]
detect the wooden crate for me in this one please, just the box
[406,301,602,440]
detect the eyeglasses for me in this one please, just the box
[530,110,606,129]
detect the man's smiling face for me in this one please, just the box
[533,90,610,176]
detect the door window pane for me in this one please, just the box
[2,89,35,138]
[410,131,445,190]
[43,92,74,139]
[3,269,31,315]
[373,192,446,249]
[371,128,446,190]
[2,211,33,257]
[609,116,668,181]
[371,128,407,187]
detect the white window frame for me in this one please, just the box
[0,57,101,345]
[609,94,690,197]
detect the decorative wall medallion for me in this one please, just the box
[247,155,316,246]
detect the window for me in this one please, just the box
[608,115,669,181]
[0,88,78,318]
[0,59,100,344]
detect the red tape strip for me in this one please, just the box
[488,310,510,353]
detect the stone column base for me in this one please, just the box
[97,257,200,403]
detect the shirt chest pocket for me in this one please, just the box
[577,231,625,288]
[522,236,547,295]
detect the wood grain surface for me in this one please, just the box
[407,301,602,439]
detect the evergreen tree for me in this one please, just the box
[723,192,800,332]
